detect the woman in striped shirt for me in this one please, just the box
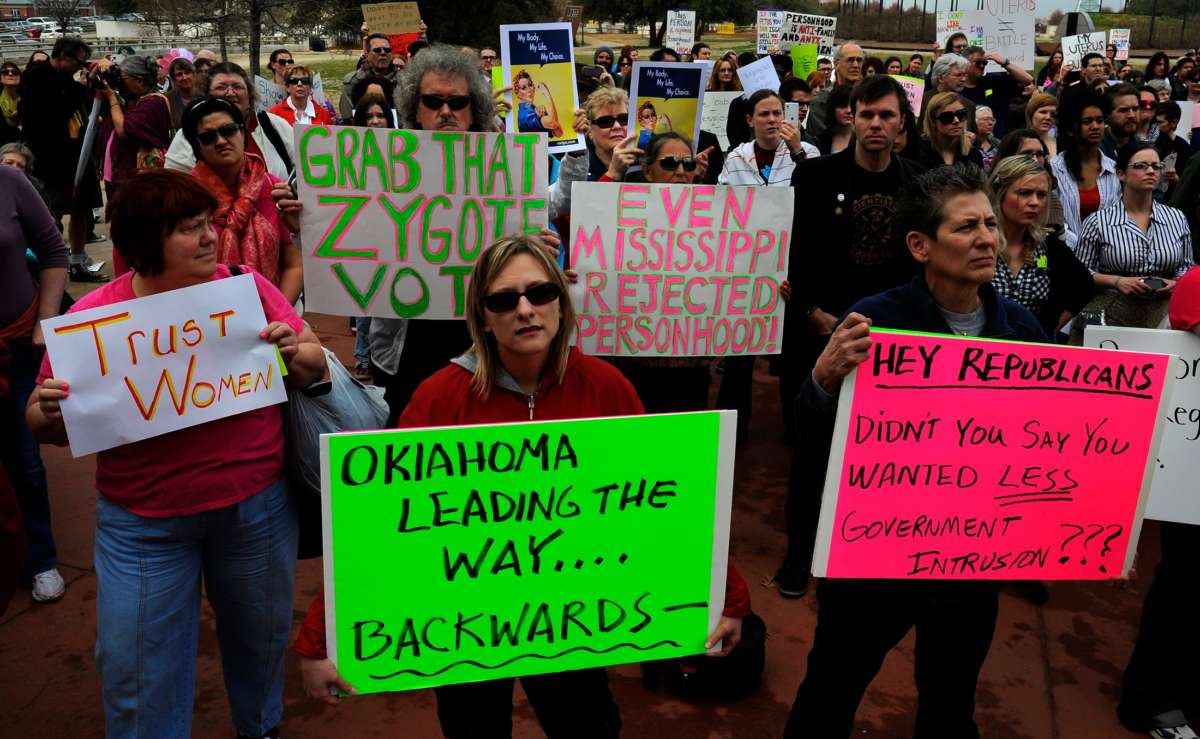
[1073,141,1194,330]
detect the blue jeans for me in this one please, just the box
[1,340,55,576]
[354,316,371,365]
[94,478,298,739]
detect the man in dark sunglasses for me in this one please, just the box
[959,46,1032,139]
[340,32,402,120]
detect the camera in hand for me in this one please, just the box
[89,65,122,92]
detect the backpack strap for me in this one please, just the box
[256,111,294,176]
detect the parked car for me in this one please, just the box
[0,32,35,45]
[25,17,59,29]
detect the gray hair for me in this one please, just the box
[974,105,994,119]
[1146,78,1171,93]
[0,142,34,169]
[834,42,861,62]
[932,53,969,85]
[397,44,497,131]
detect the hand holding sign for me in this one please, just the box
[813,313,872,392]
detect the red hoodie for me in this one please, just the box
[294,348,751,658]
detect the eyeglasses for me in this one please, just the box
[655,156,697,171]
[210,82,248,95]
[590,113,629,128]
[480,54,497,61]
[973,60,987,68]
[370,46,392,55]
[1020,150,1047,160]
[1127,161,1165,172]
[419,94,471,111]
[1139,101,1157,110]
[619,60,631,67]
[0,68,17,76]
[483,282,561,313]
[196,122,242,146]
[286,76,312,86]
[276,58,293,66]
[935,109,969,124]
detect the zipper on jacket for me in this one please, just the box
[527,393,535,420]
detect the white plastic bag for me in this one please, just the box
[286,348,388,496]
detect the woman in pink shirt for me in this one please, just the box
[26,170,326,739]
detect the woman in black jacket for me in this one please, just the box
[988,154,1093,338]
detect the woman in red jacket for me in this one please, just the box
[295,234,750,736]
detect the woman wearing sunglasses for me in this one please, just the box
[296,234,752,734]
[917,92,983,169]
[268,64,333,126]
[0,62,20,130]
[180,96,304,303]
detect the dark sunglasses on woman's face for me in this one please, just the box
[1,68,18,76]
[935,109,969,124]
[196,122,242,146]
[419,94,471,111]
[656,156,697,171]
[287,76,312,86]
[590,113,629,128]
[483,282,561,313]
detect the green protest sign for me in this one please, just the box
[321,411,737,693]
[790,43,818,79]
[295,125,549,320]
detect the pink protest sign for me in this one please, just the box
[812,329,1172,581]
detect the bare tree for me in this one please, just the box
[37,0,92,31]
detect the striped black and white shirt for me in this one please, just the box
[1074,199,1194,279]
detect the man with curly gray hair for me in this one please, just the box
[395,43,498,132]
[932,53,969,94]
[369,44,500,427]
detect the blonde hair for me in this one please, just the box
[988,155,1051,263]
[1025,92,1057,127]
[922,92,973,157]
[706,53,742,91]
[465,235,575,399]
[584,85,629,120]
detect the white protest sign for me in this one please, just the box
[41,275,287,457]
[568,182,792,357]
[666,9,697,56]
[1177,103,1196,140]
[1063,31,1107,68]
[294,125,549,319]
[756,9,784,55]
[1086,326,1200,524]
[701,91,742,151]
[938,4,1035,73]
[777,12,836,57]
[1110,28,1130,61]
[737,55,780,98]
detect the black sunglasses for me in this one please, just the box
[370,46,392,54]
[483,282,561,313]
[420,94,471,111]
[0,68,17,76]
[276,58,293,65]
[656,156,697,171]
[973,60,987,68]
[590,113,629,128]
[196,122,242,146]
[287,76,312,86]
[935,109,969,124]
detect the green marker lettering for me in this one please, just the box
[431,131,465,195]
[379,193,424,260]
[390,267,430,317]
[313,195,375,259]
[421,195,452,264]
[332,263,388,310]
[336,127,362,189]
[388,130,421,193]
[298,127,334,187]
[486,137,513,196]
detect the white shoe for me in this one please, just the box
[31,568,65,602]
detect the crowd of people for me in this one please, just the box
[3,21,1200,739]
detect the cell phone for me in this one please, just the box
[579,64,603,80]
[785,102,800,126]
[1142,277,1167,290]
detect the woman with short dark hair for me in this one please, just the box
[27,169,326,738]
